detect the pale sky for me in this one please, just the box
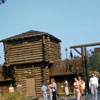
[0,0,100,64]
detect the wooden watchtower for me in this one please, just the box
[0,30,61,96]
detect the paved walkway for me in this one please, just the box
[39,93,100,100]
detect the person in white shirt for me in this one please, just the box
[89,73,98,100]
[41,82,48,100]
[9,84,14,93]
[64,80,69,96]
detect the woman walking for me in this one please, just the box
[64,80,69,96]
[73,77,81,100]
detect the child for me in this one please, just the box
[48,82,53,100]
[41,82,48,100]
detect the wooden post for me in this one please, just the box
[41,63,45,83]
[81,47,88,94]
[81,47,85,74]
[84,47,89,93]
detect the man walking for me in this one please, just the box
[89,73,98,100]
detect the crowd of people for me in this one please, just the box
[41,73,99,100]
[41,78,57,100]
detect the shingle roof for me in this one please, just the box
[0,30,61,42]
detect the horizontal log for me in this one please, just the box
[8,53,43,60]
[34,69,41,71]
[36,92,42,94]
[34,68,41,70]
[15,76,26,78]
[15,70,41,76]
[8,59,43,65]
[35,77,42,79]
[35,83,42,85]
[8,55,43,61]
[15,68,33,70]
[6,46,42,54]
[34,74,41,76]
[6,49,42,55]
[8,59,43,64]
[15,70,34,73]
[5,40,42,49]
[35,74,42,76]
[7,48,42,55]
[7,52,42,58]
[8,54,43,60]
[35,79,42,82]
[35,83,41,85]
[35,86,42,89]
[34,70,41,72]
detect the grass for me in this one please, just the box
[0,90,27,100]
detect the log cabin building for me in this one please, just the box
[0,30,61,97]
[0,30,85,97]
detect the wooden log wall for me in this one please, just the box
[0,85,9,96]
[0,80,14,96]
[50,41,61,62]
[44,36,52,62]
[14,65,49,97]
[14,66,32,94]
[4,40,43,65]
[44,36,61,63]
[49,60,68,76]
[34,66,42,96]
[50,58,84,76]
[4,36,61,66]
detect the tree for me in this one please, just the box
[0,0,6,4]
[88,50,100,72]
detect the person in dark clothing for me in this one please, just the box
[51,78,57,100]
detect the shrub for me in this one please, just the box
[0,90,27,100]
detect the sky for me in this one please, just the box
[0,0,100,64]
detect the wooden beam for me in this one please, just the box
[73,48,82,56]
[70,42,100,48]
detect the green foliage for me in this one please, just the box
[0,0,6,4]
[88,50,100,72]
[0,91,27,100]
